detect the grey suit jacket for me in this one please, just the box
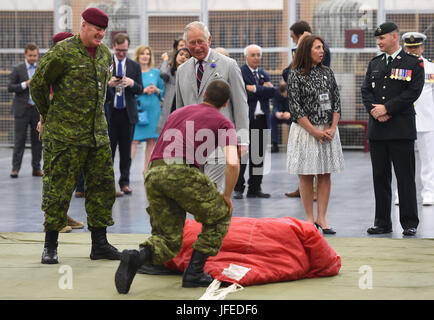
[175,49,249,145]
[8,62,37,118]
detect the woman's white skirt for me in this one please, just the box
[286,123,344,175]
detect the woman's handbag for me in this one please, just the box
[137,111,149,126]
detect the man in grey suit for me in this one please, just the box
[176,21,249,191]
[8,42,43,178]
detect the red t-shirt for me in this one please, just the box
[150,103,237,168]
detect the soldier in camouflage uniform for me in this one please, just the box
[31,8,120,264]
[115,80,240,294]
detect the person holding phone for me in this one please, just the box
[106,33,143,196]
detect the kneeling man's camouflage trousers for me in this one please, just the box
[141,161,231,265]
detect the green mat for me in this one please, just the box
[1,232,433,300]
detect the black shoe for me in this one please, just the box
[233,191,244,199]
[115,246,151,294]
[367,226,392,234]
[41,231,59,264]
[246,191,271,198]
[271,144,279,153]
[90,228,120,260]
[314,223,336,235]
[182,250,213,288]
[402,228,417,236]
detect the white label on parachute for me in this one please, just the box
[222,264,251,281]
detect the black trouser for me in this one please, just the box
[12,105,42,172]
[235,115,268,193]
[369,139,419,229]
[109,108,135,188]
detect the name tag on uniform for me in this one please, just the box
[319,92,331,111]
[390,68,412,81]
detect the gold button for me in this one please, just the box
[383,86,386,89]
[382,96,385,100]
[384,76,387,79]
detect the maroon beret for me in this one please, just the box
[52,32,74,44]
[81,7,109,29]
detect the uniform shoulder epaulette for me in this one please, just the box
[372,53,385,61]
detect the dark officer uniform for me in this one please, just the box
[361,22,425,234]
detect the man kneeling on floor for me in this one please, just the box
[115,80,240,293]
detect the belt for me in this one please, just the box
[150,158,197,169]
[253,113,265,120]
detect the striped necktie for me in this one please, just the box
[197,60,204,92]
[253,70,260,84]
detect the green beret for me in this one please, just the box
[374,22,398,37]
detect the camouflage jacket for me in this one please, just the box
[31,34,112,147]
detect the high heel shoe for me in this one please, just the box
[314,223,336,235]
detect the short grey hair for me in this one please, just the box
[183,21,211,42]
[244,44,262,57]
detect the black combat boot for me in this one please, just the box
[90,227,120,260]
[115,245,152,294]
[182,250,213,288]
[41,231,59,264]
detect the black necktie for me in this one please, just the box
[387,56,393,66]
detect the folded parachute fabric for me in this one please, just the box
[165,217,341,286]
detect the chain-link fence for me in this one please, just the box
[1,0,433,149]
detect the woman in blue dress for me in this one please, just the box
[132,45,165,173]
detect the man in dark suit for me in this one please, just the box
[106,33,143,195]
[233,44,276,199]
[8,42,43,178]
[361,22,425,236]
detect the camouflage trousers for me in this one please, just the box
[141,160,231,265]
[42,139,116,232]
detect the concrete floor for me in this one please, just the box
[1,144,433,238]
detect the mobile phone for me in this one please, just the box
[115,75,123,80]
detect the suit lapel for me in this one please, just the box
[20,63,29,81]
[377,54,387,76]
[198,50,218,96]
[187,58,198,98]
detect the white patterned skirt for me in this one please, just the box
[286,123,344,175]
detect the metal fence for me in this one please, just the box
[1,0,433,148]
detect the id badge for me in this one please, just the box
[319,92,331,111]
